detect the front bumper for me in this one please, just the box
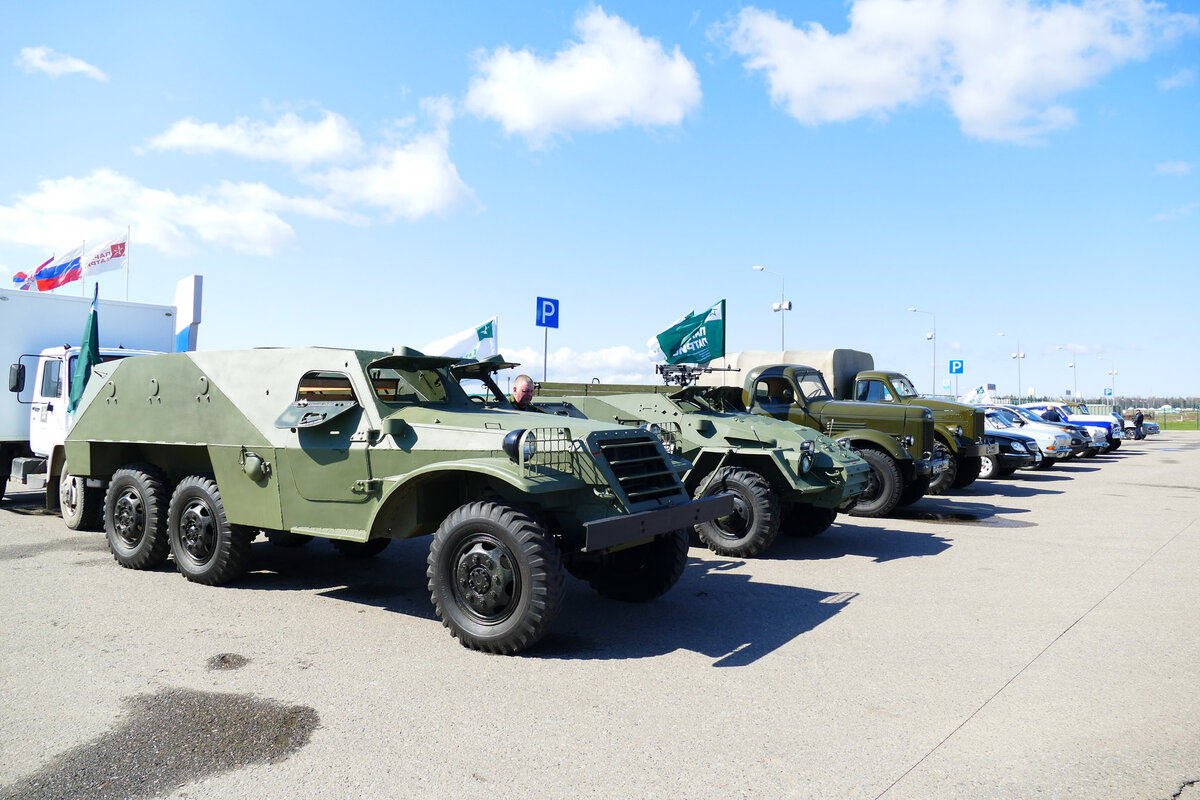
[582,493,736,552]
[1000,452,1039,469]
[958,441,1000,458]
[913,449,952,478]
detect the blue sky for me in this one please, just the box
[2,0,1197,398]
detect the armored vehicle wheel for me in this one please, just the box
[845,449,903,518]
[951,456,982,489]
[926,444,956,495]
[782,504,837,538]
[265,530,314,548]
[587,528,688,602]
[693,467,780,558]
[105,464,171,570]
[332,538,391,558]
[60,467,103,531]
[168,475,252,586]
[977,454,1002,480]
[427,501,564,654]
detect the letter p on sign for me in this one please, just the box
[536,297,559,329]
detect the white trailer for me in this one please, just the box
[2,285,187,512]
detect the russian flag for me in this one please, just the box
[11,257,51,290]
[33,247,84,291]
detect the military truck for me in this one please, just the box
[63,347,733,655]
[703,350,994,494]
[524,371,871,558]
[697,364,943,517]
[849,371,997,493]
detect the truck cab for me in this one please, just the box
[851,370,998,493]
[8,346,157,523]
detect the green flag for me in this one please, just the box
[656,300,725,365]
[67,286,101,414]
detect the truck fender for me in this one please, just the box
[835,429,910,463]
[368,461,585,540]
[933,426,961,455]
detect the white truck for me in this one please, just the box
[2,278,201,522]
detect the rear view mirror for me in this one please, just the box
[8,363,24,393]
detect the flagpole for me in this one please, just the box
[125,225,130,300]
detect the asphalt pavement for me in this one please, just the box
[1,433,1196,799]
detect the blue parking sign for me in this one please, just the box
[949,359,964,375]
[1105,387,1113,397]
[536,297,559,329]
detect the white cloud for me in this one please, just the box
[1158,66,1196,89]
[1154,200,1199,221]
[16,46,108,81]
[466,6,702,147]
[146,111,363,165]
[0,169,353,257]
[1156,161,1192,176]
[721,0,1199,143]
[506,345,657,384]
[303,107,475,220]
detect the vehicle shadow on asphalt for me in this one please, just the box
[956,479,1068,497]
[536,555,853,667]
[236,537,440,621]
[757,523,952,563]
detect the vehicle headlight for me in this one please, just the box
[953,425,963,437]
[1011,442,1027,453]
[502,429,537,462]
[900,435,915,448]
[798,440,815,474]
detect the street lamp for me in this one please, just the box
[1056,346,1078,399]
[907,307,936,394]
[1108,368,1118,399]
[998,332,1024,399]
[751,265,790,351]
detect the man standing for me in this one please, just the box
[1134,409,1145,440]
[511,374,536,411]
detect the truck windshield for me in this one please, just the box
[795,372,831,401]
[891,376,921,398]
[370,366,467,406]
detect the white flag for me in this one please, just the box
[423,317,498,360]
[82,234,128,276]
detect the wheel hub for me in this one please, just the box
[453,536,518,623]
[713,494,750,539]
[114,490,144,544]
[60,477,79,512]
[179,500,215,561]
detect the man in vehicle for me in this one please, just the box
[511,374,536,410]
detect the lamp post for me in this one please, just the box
[1108,368,1118,399]
[1056,346,1078,399]
[751,265,790,351]
[997,332,1024,400]
[908,307,936,394]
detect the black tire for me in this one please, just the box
[332,538,391,558]
[897,474,930,507]
[926,443,956,495]
[977,454,1002,479]
[845,449,903,517]
[427,501,564,654]
[782,504,837,538]
[693,467,780,558]
[997,466,1018,477]
[1081,447,1099,458]
[951,456,982,489]
[587,528,689,602]
[59,466,103,531]
[1107,437,1121,452]
[105,464,171,570]
[1033,457,1055,470]
[265,530,314,548]
[168,475,252,586]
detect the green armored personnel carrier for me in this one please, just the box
[63,347,733,654]
[537,387,870,558]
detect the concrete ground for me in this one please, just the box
[0,433,1196,799]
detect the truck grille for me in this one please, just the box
[595,434,681,505]
[970,409,985,441]
[920,418,936,456]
